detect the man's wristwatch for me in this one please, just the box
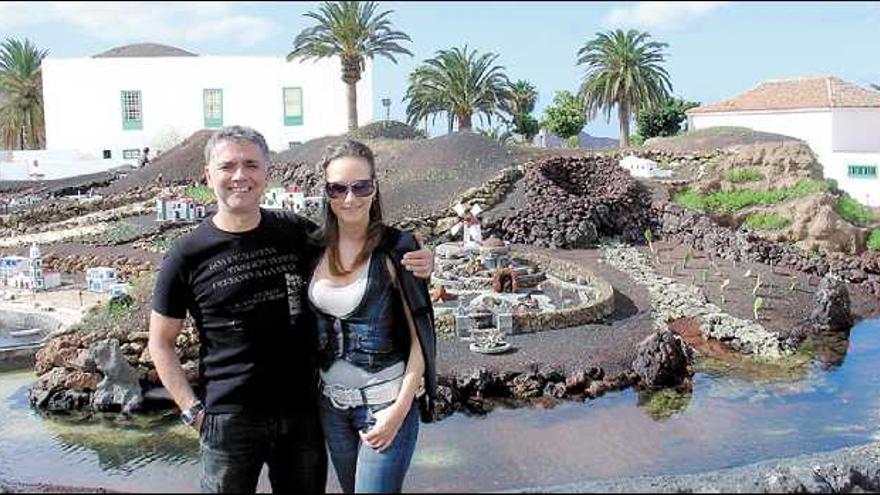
[181,400,205,427]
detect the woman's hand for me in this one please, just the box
[359,401,410,453]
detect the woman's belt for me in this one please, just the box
[320,374,403,409]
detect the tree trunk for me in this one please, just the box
[457,113,472,131]
[341,57,361,131]
[618,100,630,148]
[346,82,358,131]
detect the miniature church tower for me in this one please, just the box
[29,242,45,291]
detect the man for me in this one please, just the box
[148,126,433,493]
[139,147,151,168]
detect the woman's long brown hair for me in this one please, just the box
[320,140,384,277]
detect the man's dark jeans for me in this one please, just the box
[199,408,327,493]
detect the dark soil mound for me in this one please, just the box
[0,170,121,196]
[347,120,424,140]
[643,126,803,154]
[272,135,349,170]
[377,131,517,221]
[102,130,214,194]
[492,155,654,248]
[271,131,518,222]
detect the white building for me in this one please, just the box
[687,76,880,206]
[1,244,61,291]
[86,267,118,293]
[619,155,673,179]
[42,43,374,160]
[155,192,207,223]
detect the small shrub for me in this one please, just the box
[724,168,765,183]
[745,213,790,231]
[672,179,830,213]
[835,195,876,227]
[629,134,645,147]
[868,229,880,252]
[186,185,215,204]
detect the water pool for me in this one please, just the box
[1,318,878,492]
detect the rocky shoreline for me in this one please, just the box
[513,441,880,493]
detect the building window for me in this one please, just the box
[122,149,141,159]
[848,165,878,179]
[283,87,303,126]
[203,88,223,128]
[121,90,143,130]
[103,149,112,159]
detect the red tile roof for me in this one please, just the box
[687,76,880,114]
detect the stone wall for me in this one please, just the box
[0,188,158,235]
[42,253,156,281]
[435,250,615,339]
[655,201,880,297]
[510,251,615,334]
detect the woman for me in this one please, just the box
[308,140,436,493]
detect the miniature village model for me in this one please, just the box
[434,203,614,354]
[85,267,130,297]
[155,190,207,223]
[260,184,324,217]
[0,243,61,291]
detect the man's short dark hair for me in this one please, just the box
[205,125,270,165]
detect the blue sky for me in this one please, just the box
[2,1,879,139]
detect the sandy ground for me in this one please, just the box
[0,284,109,329]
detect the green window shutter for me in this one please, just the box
[121,90,143,130]
[122,149,141,159]
[203,88,223,128]
[848,165,878,179]
[283,87,303,126]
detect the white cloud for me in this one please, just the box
[603,1,729,30]
[0,1,277,48]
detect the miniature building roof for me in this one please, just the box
[687,76,880,114]
[92,43,198,58]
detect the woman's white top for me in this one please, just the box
[309,254,405,389]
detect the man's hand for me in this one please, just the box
[402,248,433,279]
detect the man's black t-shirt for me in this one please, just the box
[152,209,321,413]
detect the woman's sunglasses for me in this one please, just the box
[325,179,376,199]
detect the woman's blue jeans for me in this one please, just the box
[319,395,420,493]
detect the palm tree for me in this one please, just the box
[403,45,509,132]
[500,80,537,120]
[287,1,413,131]
[577,29,672,148]
[499,80,538,141]
[0,37,48,150]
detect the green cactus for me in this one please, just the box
[644,228,654,254]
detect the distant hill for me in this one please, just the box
[533,128,619,149]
